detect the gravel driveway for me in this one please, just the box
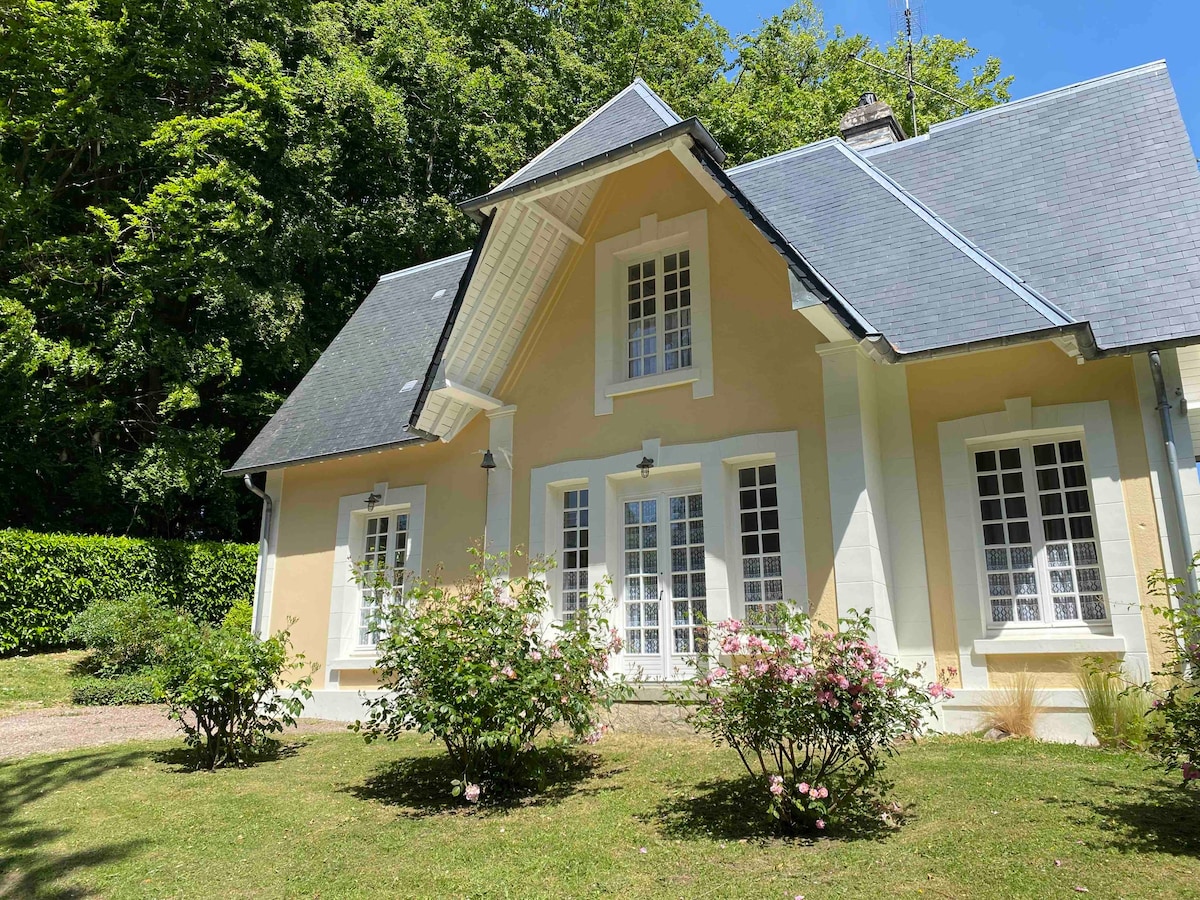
[0,705,347,760]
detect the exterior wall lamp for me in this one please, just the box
[364,491,382,512]
[637,456,654,479]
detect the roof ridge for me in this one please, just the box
[832,141,1075,327]
[377,249,472,282]
[725,138,844,175]
[630,77,683,126]
[490,80,677,194]
[924,59,1167,137]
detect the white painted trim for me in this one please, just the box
[529,432,806,678]
[938,398,1148,689]
[325,482,426,683]
[593,208,713,415]
[523,199,584,244]
[432,379,503,411]
[519,143,675,205]
[604,366,700,399]
[669,143,726,204]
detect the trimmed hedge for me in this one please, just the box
[0,529,257,655]
[71,672,160,706]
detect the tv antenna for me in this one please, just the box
[888,0,924,138]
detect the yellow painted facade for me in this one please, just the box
[265,149,1172,700]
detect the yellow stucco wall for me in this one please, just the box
[265,149,1168,694]
[269,413,489,673]
[905,343,1169,687]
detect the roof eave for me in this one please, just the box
[459,118,725,220]
[223,432,430,477]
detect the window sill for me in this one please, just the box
[329,654,380,671]
[605,366,700,400]
[973,635,1125,656]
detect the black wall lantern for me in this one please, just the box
[637,456,654,479]
[364,491,382,512]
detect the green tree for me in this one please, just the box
[0,0,1009,540]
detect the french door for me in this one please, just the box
[622,491,707,679]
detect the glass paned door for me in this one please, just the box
[624,499,660,656]
[623,491,707,678]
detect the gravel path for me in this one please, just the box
[0,705,347,761]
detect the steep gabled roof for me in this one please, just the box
[461,78,723,214]
[229,62,1200,474]
[728,139,1074,354]
[227,253,471,474]
[865,60,1200,352]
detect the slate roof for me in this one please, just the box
[728,139,1072,354]
[462,78,722,213]
[867,61,1200,352]
[228,253,471,474]
[230,62,1200,473]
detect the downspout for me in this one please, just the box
[243,474,274,637]
[1148,349,1197,596]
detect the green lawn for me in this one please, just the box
[1,732,1197,899]
[0,650,83,716]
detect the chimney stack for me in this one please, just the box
[838,92,907,150]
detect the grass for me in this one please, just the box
[1,732,1198,898]
[0,650,84,717]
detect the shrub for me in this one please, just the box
[980,670,1045,738]
[64,593,173,675]
[156,616,314,769]
[71,672,160,706]
[354,550,629,802]
[1078,659,1153,749]
[0,529,256,654]
[1142,563,1200,785]
[676,610,947,833]
[222,598,254,632]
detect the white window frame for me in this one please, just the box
[968,434,1109,631]
[553,481,591,621]
[593,210,713,415]
[326,482,426,681]
[938,398,1149,691]
[730,458,787,625]
[355,510,411,649]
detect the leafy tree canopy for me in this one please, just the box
[0,0,1010,539]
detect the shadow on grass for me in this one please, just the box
[344,745,620,817]
[1047,776,1200,858]
[0,748,150,898]
[643,774,895,844]
[151,738,303,772]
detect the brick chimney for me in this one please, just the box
[838,92,907,150]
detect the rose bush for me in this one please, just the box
[676,609,950,832]
[354,549,630,802]
[1142,564,1200,786]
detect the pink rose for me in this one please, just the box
[464,783,481,802]
[815,818,825,830]
[788,634,806,650]
[711,666,728,679]
[797,782,810,794]
[769,775,784,796]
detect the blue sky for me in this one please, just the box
[705,0,1200,144]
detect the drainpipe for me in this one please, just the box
[1148,349,1197,597]
[243,474,274,637]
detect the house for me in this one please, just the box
[228,61,1200,741]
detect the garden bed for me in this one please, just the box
[1,731,1196,898]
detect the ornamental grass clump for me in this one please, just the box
[355,550,630,803]
[677,610,948,833]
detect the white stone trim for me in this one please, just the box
[938,398,1148,689]
[324,482,426,684]
[593,209,713,415]
[253,468,284,638]
[604,366,700,399]
[973,636,1126,656]
[485,405,517,558]
[1133,349,1200,585]
[529,432,806,676]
